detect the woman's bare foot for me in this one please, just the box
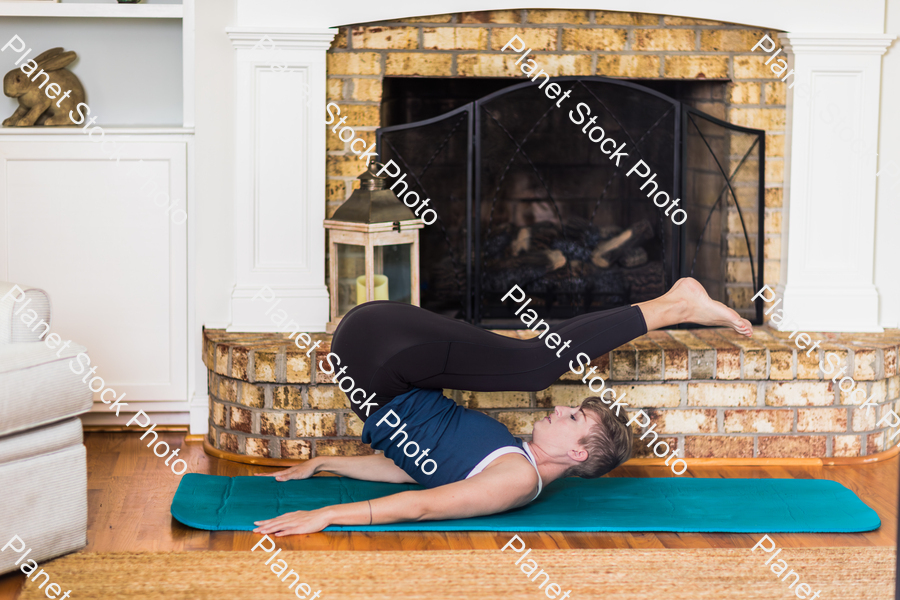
[668,278,753,337]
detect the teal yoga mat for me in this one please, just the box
[171,473,881,533]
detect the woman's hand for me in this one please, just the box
[253,508,331,536]
[254,459,319,482]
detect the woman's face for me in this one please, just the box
[531,404,596,457]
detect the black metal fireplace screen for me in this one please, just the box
[376,77,766,327]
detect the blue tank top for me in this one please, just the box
[361,387,529,489]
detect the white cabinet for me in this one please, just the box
[0,132,193,421]
[0,0,198,426]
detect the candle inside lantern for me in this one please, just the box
[356,274,389,304]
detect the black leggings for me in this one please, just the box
[330,301,648,422]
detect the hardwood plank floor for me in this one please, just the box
[1,431,896,598]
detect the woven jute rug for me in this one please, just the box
[19,547,894,600]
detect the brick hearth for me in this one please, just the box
[203,327,900,462]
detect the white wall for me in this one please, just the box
[194,0,235,333]
[188,0,236,428]
[876,0,900,328]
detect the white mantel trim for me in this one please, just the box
[226,27,338,50]
[227,26,336,333]
[776,31,894,332]
[781,33,895,54]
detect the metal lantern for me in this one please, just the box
[324,162,423,332]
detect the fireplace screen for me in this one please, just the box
[377,77,765,327]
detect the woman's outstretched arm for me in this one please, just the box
[255,454,418,484]
[253,456,538,536]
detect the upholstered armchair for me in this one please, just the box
[0,282,92,575]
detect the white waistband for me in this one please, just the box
[465,443,543,502]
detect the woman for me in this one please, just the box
[253,277,752,536]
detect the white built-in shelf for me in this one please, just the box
[0,2,183,19]
[0,126,194,135]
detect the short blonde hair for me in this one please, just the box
[562,397,633,479]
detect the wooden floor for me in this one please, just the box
[1,431,897,598]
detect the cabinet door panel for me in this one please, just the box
[0,140,188,402]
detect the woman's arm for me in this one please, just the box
[255,453,417,484]
[253,456,538,536]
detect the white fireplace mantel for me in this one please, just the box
[778,33,894,332]
[226,0,896,333]
[225,27,336,332]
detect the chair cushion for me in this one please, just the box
[0,418,82,466]
[0,342,92,437]
[0,426,87,575]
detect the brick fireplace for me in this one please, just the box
[209,7,897,462]
[324,9,784,318]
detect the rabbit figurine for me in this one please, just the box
[3,47,86,127]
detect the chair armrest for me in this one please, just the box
[0,282,51,344]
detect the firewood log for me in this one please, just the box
[509,227,531,257]
[591,220,654,268]
[619,247,648,268]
